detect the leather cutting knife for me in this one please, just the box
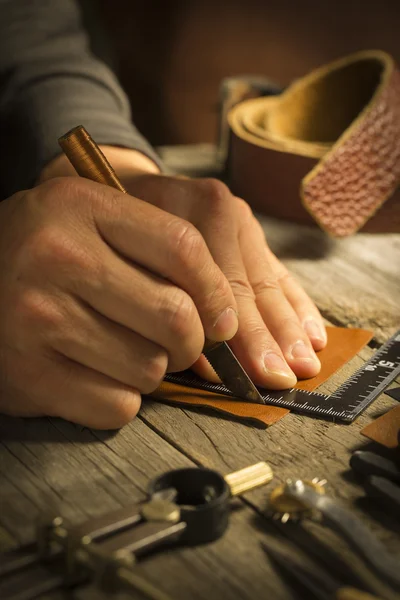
[59,126,265,406]
[203,341,265,404]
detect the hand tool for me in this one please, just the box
[261,534,388,600]
[166,329,400,422]
[0,462,273,600]
[267,478,400,591]
[350,451,400,483]
[58,125,265,405]
[350,450,400,517]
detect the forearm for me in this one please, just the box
[0,0,162,199]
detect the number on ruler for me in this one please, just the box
[365,360,395,371]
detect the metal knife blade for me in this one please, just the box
[203,341,266,405]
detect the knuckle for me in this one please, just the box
[30,227,66,264]
[164,290,197,342]
[198,178,231,213]
[38,177,115,219]
[38,177,83,208]
[111,389,141,427]
[276,315,304,333]
[200,177,229,199]
[237,198,254,221]
[251,276,280,297]
[229,276,256,300]
[237,199,266,238]
[168,219,205,267]
[30,226,97,275]
[87,184,122,217]
[141,351,168,393]
[210,272,234,305]
[16,289,63,329]
[237,316,275,345]
[276,269,294,286]
[169,338,203,373]
[247,323,274,340]
[38,177,70,201]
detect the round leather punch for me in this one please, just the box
[227,50,400,237]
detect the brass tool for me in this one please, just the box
[58,125,125,191]
[224,461,273,495]
[58,125,265,405]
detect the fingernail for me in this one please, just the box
[213,307,239,340]
[290,340,320,363]
[303,318,327,343]
[264,353,294,377]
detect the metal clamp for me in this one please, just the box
[1,462,273,599]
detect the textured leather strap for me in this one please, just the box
[227,50,400,237]
[149,327,373,427]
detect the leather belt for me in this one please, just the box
[226,50,400,237]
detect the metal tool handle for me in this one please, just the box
[336,589,386,600]
[58,126,127,192]
[225,462,274,496]
[284,480,400,590]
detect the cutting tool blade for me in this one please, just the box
[203,341,266,405]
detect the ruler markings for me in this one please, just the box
[164,329,400,424]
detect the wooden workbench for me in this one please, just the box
[1,145,399,599]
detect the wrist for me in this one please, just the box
[39,146,160,183]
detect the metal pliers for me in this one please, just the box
[262,477,400,600]
[350,450,400,517]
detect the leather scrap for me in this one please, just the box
[227,50,400,237]
[149,327,373,427]
[361,405,400,449]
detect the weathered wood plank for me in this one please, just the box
[0,415,193,544]
[0,415,294,600]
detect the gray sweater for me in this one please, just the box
[0,0,162,200]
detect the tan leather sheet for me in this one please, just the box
[361,404,400,449]
[149,327,373,427]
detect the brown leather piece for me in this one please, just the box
[227,51,400,237]
[149,327,373,427]
[295,327,373,391]
[361,405,400,449]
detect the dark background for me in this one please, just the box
[93,0,400,146]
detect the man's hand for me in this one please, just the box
[0,177,238,428]
[120,172,326,389]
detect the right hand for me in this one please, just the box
[0,177,238,428]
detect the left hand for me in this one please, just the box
[42,148,326,390]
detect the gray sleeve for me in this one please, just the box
[0,0,163,199]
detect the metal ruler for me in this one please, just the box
[165,330,400,423]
